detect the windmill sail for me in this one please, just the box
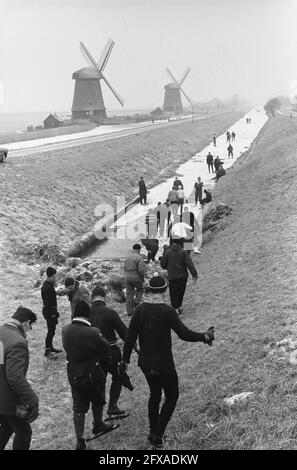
[98,38,115,72]
[101,71,124,107]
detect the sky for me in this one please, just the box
[0,0,296,113]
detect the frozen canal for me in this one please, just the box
[90,107,268,259]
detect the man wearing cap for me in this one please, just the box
[161,240,198,315]
[90,286,130,417]
[64,277,90,320]
[124,244,146,317]
[0,307,39,450]
[62,300,115,450]
[41,266,62,357]
[122,274,215,449]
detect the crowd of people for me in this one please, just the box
[0,125,245,451]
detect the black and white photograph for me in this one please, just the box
[0,0,296,456]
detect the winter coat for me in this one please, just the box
[0,320,38,415]
[90,300,128,345]
[207,154,214,164]
[160,244,198,280]
[124,251,146,282]
[172,179,183,190]
[166,189,179,203]
[123,302,206,373]
[138,180,147,196]
[62,318,111,397]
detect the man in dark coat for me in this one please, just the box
[227,143,234,158]
[0,307,39,450]
[160,240,198,315]
[206,152,214,173]
[64,277,90,319]
[62,300,114,450]
[194,177,203,204]
[41,266,62,357]
[138,177,147,205]
[200,189,212,205]
[214,155,221,172]
[90,286,133,417]
[122,274,215,449]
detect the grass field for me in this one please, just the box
[3,111,297,450]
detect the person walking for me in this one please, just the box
[124,244,146,316]
[213,133,216,146]
[166,187,179,218]
[122,273,215,449]
[64,278,90,319]
[227,143,234,158]
[172,176,183,190]
[200,189,212,205]
[226,131,231,143]
[231,131,236,142]
[0,307,39,450]
[138,177,147,205]
[41,266,62,357]
[206,152,214,173]
[194,177,203,204]
[62,300,115,450]
[90,286,131,418]
[160,240,198,315]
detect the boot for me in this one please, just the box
[150,434,164,449]
[92,404,114,434]
[107,404,126,416]
[73,413,86,450]
[75,438,86,451]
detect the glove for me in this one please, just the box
[204,326,215,346]
[25,403,39,423]
[118,362,134,391]
[15,402,39,423]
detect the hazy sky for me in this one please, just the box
[0,0,296,113]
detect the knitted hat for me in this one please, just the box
[133,243,141,250]
[65,277,75,287]
[73,300,90,319]
[148,272,167,292]
[46,266,56,277]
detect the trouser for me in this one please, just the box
[0,415,32,450]
[228,150,233,157]
[71,377,106,440]
[147,247,159,262]
[45,317,57,349]
[207,163,214,173]
[126,277,143,316]
[141,369,179,437]
[139,194,147,204]
[195,191,202,204]
[170,202,178,218]
[168,278,188,309]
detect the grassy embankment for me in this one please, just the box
[6,110,297,450]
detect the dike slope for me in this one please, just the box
[0,111,243,262]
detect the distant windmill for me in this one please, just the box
[71,38,124,120]
[163,67,193,114]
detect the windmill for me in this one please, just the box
[163,67,193,114]
[71,38,124,120]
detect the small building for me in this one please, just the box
[150,107,163,117]
[43,114,63,129]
